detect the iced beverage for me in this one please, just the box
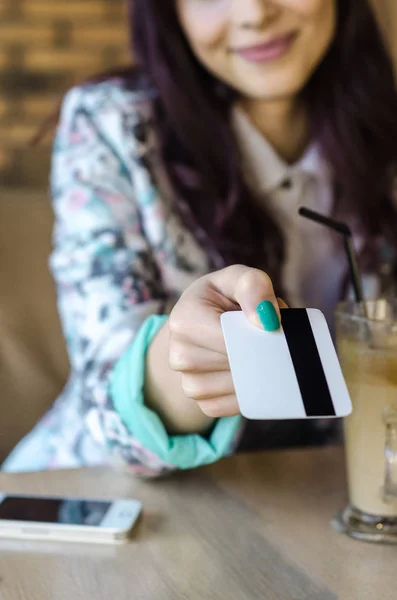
[334,301,397,543]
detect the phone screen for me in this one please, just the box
[0,497,112,527]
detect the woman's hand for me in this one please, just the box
[168,265,286,418]
[145,265,286,434]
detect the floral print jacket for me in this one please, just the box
[3,78,243,475]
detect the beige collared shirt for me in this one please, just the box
[233,107,347,329]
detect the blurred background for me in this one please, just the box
[0,0,130,190]
[0,0,130,461]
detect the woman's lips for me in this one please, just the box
[233,33,297,63]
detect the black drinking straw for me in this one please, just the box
[298,207,365,305]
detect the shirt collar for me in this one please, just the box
[232,105,331,193]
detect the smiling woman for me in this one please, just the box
[176,0,336,102]
[3,0,397,475]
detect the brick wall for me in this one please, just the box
[0,0,130,189]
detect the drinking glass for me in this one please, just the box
[333,300,397,543]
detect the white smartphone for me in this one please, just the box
[0,493,142,544]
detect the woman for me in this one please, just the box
[3,0,397,474]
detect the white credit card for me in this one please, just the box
[221,308,352,420]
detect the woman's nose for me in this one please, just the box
[231,0,281,30]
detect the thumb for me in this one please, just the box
[210,266,287,331]
[234,268,282,331]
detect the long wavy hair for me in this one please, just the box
[51,1,388,296]
[126,0,397,293]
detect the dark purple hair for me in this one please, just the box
[128,0,397,293]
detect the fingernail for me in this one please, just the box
[256,301,280,332]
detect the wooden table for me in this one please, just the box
[0,447,395,600]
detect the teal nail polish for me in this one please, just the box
[256,301,280,332]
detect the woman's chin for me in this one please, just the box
[230,66,307,102]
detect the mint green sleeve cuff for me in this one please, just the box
[110,315,242,470]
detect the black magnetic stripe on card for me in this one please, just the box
[281,309,336,417]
